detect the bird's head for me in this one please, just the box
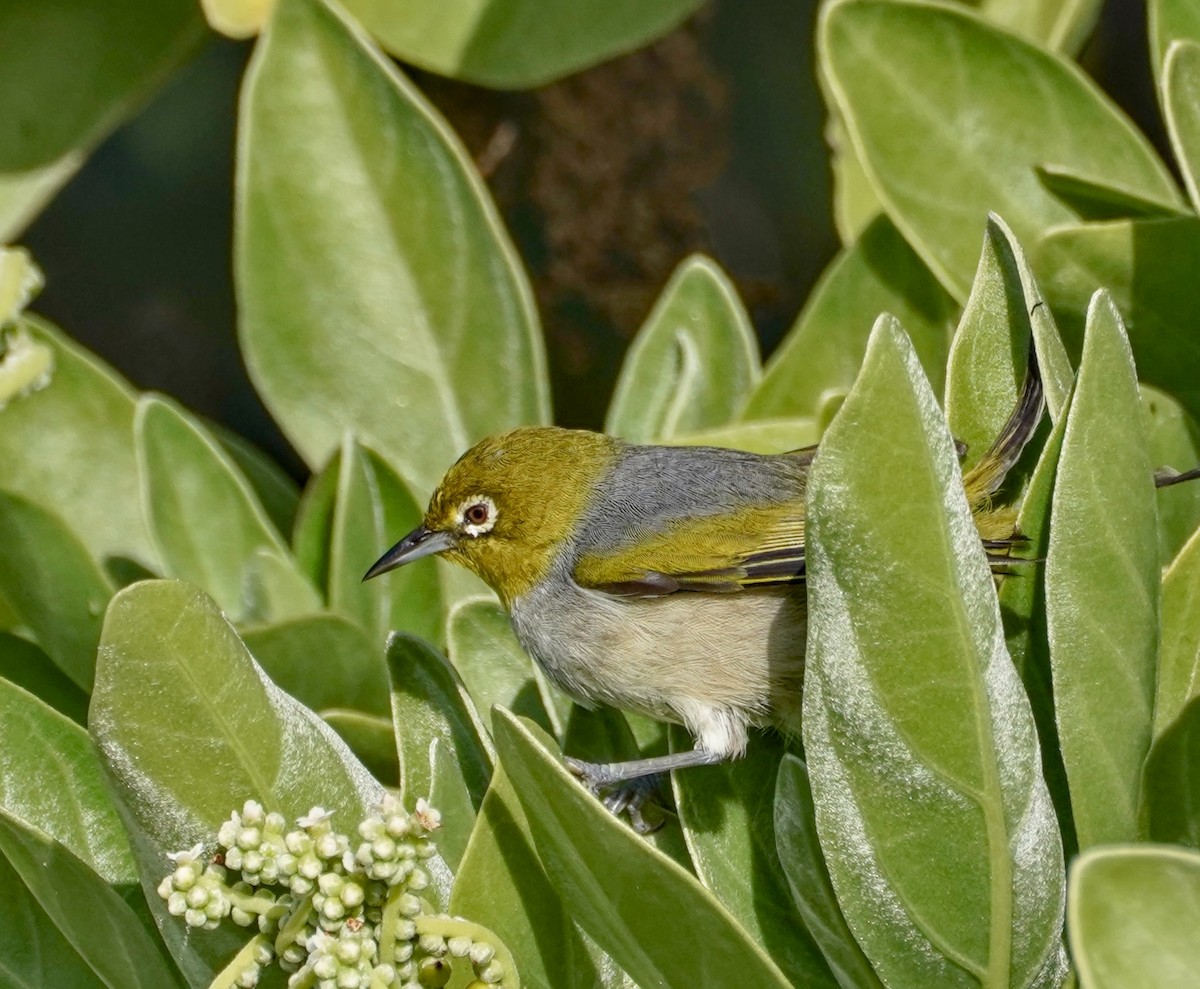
[364,426,620,605]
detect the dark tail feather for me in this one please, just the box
[963,342,1045,509]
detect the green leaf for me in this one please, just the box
[0,633,88,725]
[1151,0,1200,74]
[1141,695,1200,846]
[292,446,341,592]
[340,0,702,88]
[606,255,759,442]
[1165,42,1200,214]
[0,811,183,989]
[136,395,307,622]
[997,410,1078,856]
[665,418,820,455]
[91,579,386,983]
[237,0,549,492]
[386,633,493,811]
[0,491,113,692]
[944,216,1035,471]
[672,732,838,988]
[241,546,323,623]
[820,0,1183,300]
[1069,844,1200,988]
[448,597,564,738]
[494,710,795,989]
[0,316,155,568]
[93,579,382,839]
[0,678,133,883]
[0,0,202,171]
[450,763,600,989]
[427,737,475,871]
[243,613,388,716]
[0,849,108,989]
[0,147,83,242]
[803,315,1066,988]
[1045,292,1159,848]
[1036,164,1191,221]
[1142,385,1200,567]
[774,755,884,989]
[1156,528,1200,735]
[211,423,300,539]
[743,214,956,424]
[1035,218,1200,423]
[321,709,399,786]
[328,439,443,647]
[977,0,1102,54]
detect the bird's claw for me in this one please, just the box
[565,758,670,834]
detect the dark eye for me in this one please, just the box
[465,503,490,526]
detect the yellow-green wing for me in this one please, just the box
[572,503,806,597]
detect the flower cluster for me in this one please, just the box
[158,797,513,989]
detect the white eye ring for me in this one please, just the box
[457,495,497,537]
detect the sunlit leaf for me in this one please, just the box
[1069,845,1200,988]
[1045,292,1158,848]
[821,0,1182,299]
[238,0,549,493]
[804,314,1066,987]
[607,255,759,443]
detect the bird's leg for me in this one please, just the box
[565,749,726,833]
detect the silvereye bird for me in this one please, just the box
[365,356,1043,827]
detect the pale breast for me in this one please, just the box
[509,566,806,752]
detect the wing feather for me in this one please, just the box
[572,505,807,597]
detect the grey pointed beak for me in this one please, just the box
[363,526,456,581]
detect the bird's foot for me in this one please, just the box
[564,758,671,834]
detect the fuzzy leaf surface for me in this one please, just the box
[743,214,956,425]
[0,317,155,568]
[803,315,1066,988]
[607,255,759,443]
[1069,845,1200,988]
[340,0,702,88]
[820,0,1182,300]
[237,0,548,492]
[494,710,796,989]
[1045,292,1159,849]
[0,491,112,692]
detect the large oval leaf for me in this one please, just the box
[743,214,956,425]
[0,678,133,882]
[0,491,113,691]
[0,0,202,170]
[1069,845,1200,988]
[1157,528,1200,735]
[328,439,443,647]
[672,732,837,988]
[237,0,549,492]
[0,316,155,568]
[136,395,308,623]
[1036,217,1200,424]
[1141,694,1200,846]
[803,315,1066,988]
[342,0,702,89]
[820,0,1182,300]
[606,255,759,442]
[0,811,184,989]
[494,710,795,989]
[774,756,884,989]
[1045,292,1159,849]
[91,579,384,982]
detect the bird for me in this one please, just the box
[365,355,1043,830]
